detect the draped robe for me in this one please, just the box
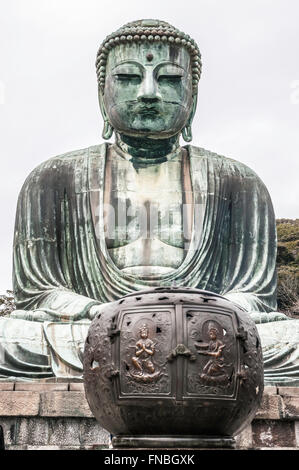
[1,143,297,382]
[12,143,277,313]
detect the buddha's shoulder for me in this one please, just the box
[22,145,106,187]
[32,144,105,173]
[188,145,260,179]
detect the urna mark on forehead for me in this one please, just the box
[106,42,191,73]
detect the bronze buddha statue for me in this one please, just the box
[0,19,297,384]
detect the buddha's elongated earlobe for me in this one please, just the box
[182,125,193,142]
[102,120,114,140]
[98,87,114,140]
[181,94,198,143]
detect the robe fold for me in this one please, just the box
[2,142,294,382]
[12,143,277,315]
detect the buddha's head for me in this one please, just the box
[96,20,202,143]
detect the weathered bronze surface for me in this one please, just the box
[0,19,297,385]
[84,287,264,444]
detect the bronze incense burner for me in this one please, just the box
[83,287,263,448]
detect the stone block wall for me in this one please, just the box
[0,382,109,450]
[0,382,297,450]
[235,386,299,449]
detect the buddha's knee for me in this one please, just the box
[250,311,289,324]
[10,309,53,322]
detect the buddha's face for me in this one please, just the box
[102,42,194,139]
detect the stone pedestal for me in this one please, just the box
[0,383,297,450]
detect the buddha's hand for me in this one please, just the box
[250,311,290,324]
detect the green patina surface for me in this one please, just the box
[0,19,298,384]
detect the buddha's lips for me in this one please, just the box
[135,105,161,116]
[132,101,184,115]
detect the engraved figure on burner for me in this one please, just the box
[128,322,161,383]
[132,324,155,375]
[195,323,229,385]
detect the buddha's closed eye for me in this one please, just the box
[158,75,182,83]
[115,73,141,83]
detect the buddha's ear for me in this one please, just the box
[98,87,114,140]
[181,93,198,143]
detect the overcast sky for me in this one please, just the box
[0,0,298,292]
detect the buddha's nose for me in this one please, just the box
[137,72,161,103]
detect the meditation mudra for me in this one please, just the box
[0,20,297,383]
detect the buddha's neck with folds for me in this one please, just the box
[115,133,181,167]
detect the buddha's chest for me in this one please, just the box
[106,178,184,245]
[102,152,190,275]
